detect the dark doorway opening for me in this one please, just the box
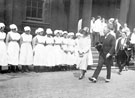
[92,0,121,19]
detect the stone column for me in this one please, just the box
[5,0,14,25]
[82,0,93,29]
[119,0,130,26]
[0,0,5,22]
[50,0,67,31]
[127,0,135,30]
[12,0,24,30]
[68,0,80,33]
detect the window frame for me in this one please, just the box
[25,0,44,21]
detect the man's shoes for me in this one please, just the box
[88,77,97,83]
[79,70,86,80]
[105,79,110,83]
[118,71,122,75]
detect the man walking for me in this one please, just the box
[89,24,116,83]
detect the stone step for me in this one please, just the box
[91,47,96,50]
[92,62,98,65]
[91,47,99,67]
[90,47,135,69]
[92,52,99,54]
[91,51,98,53]
[93,58,99,61]
[92,55,99,58]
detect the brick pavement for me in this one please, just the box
[0,69,135,98]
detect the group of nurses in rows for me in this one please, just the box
[0,23,93,73]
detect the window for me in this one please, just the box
[26,0,44,21]
[116,0,121,9]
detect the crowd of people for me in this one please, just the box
[0,23,93,74]
[90,17,135,59]
[88,16,135,83]
[89,16,133,45]
[0,15,135,82]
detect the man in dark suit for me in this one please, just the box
[115,32,129,74]
[89,24,116,83]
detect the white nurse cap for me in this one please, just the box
[0,23,5,28]
[46,28,53,34]
[38,28,44,32]
[9,24,18,31]
[24,26,31,31]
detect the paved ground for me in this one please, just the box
[0,68,135,98]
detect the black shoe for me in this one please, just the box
[79,70,86,80]
[88,77,97,83]
[79,75,84,80]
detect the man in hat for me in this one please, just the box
[89,25,116,83]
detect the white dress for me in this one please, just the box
[19,33,33,65]
[45,36,55,67]
[66,38,76,65]
[33,35,46,66]
[54,36,63,65]
[61,37,68,65]
[0,32,8,66]
[7,31,20,65]
[77,36,93,70]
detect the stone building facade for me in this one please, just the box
[0,0,134,34]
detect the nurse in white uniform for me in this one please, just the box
[6,24,20,72]
[66,32,76,67]
[61,31,68,65]
[45,28,55,68]
[53,30,63,66]
[0,23,8,72]
[19,26,33,72]
[33,28,46,72]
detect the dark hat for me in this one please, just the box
[79,29,85,34]
[95,42,103,52]
[83,27,89,32]
[79,27,89,34]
